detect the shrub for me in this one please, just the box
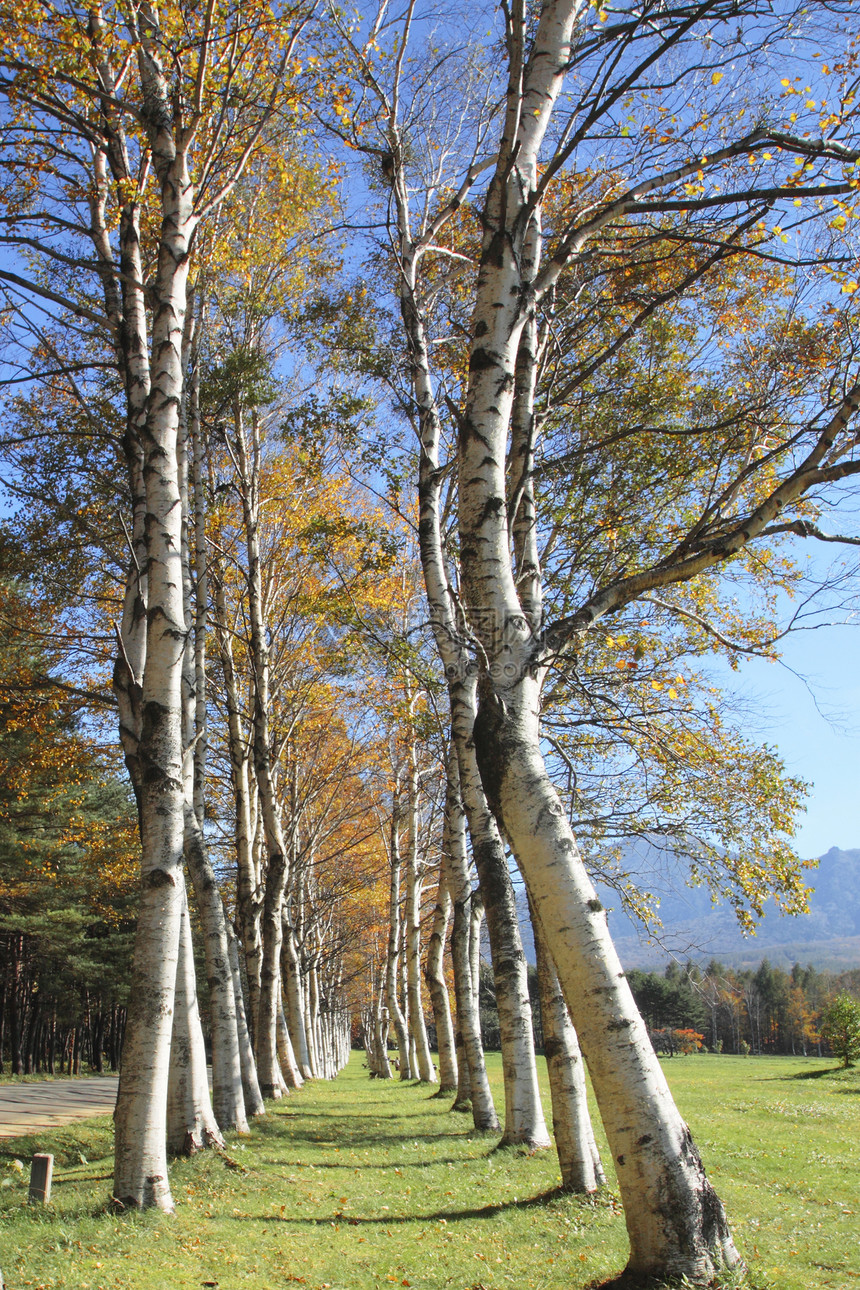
[821,993,860,1068]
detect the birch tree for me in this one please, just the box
[0,0,315,1209]
[453,3,859,1280]
[325,4,556,1152]
[323,0,859,1278]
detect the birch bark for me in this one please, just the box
[424,865,457,1093]
[392,187,549,1144]
[166,891,223,1154]
[112,25,199,1206]
[212,567,263,1039]
[445,756,499,1131]
[282,910,313,1080]
[530,898,603,1192]
[456,3,741,1274]
[405,748,436,1083]
[226,920,266,1118]
[385,787,412,1078]
[179,323,248,1133]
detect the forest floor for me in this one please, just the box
[0,1052,857,1290]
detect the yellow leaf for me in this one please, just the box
[711,72,724,85]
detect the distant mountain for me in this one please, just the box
[514,846,860,972]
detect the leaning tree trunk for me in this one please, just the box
[455,3,741,1277]
[475,687,739,1277]
[424,863,457,1094]
[445,757,499,1132]
[396,200,547,1145]
[404,750,436,1083]
[226,920,265,1118]
[385,791,412,1079]
[530,895,603,1192]
[166,891,223,1154]
[453,679,549,1149]
[178,335,248,1135]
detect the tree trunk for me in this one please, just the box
[405,755,436,1083]
[454,679,548,1149]
[179,331,248,1134]
[395,193,546,1143]
[277,997,303,1090]
[385,792,412,1079]
[445,760,499,1131]
[166,891,223,1154]
[531,896,603,1192]
[225,920,265,1118]
[282,912,313,1080]
[474,681,740,1279]
[212,568,263,1041]
[257,849,288,1098]
[112,116,196,1208]
[452,1,742,1273]
[424,867,457,1094]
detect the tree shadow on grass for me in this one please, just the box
[785,1065,860,1091]
[225,1184,605,1228]
[787,1065,843,1080]
[256,1154,472,1170]
[254,1112,487,1153]
[584,1274,759,1290]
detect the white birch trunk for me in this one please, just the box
[453,2,742,1275]
[396,196,547,1144]
[282,912,313,1079]
[277,998,303,1090]
[385,794,412,1078]
[530,897,603,1192]
[166,891,223,1154]
[212,569,263,1041]
[179,333,248,1134]
[454,687,548,1149]
[424,866,457,1093]
[112,52,197,1206]
[477,687,739,1276]
[226,919,265,1118]
[405,756,436,1083]
[373,972,392,1079]
[234,408,299,1094]
[446,760,499,1131]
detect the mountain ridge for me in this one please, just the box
[514,845,860,972]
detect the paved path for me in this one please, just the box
[0,1077,118,1140]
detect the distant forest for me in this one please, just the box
[477,959,860,1060]
[622,960,860,1057]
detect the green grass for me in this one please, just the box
[0,1052,857,1290]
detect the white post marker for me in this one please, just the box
[28,1154,53,1204]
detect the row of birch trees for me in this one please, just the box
[0,0,859,1285]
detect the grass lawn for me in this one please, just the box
[0,1051,857,1289]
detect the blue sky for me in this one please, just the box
[722,618,859,859]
